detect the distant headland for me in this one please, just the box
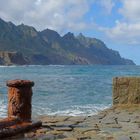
[0,18,135,65]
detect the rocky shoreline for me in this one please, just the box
[5,105,140,140]
[1,77,140,140]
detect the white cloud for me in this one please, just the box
[1,0,140,46]
[103,21,140,45]
[119,0,140,22]
[0,0,116,34]
[99,0,115,14]
[102,0,140,45]
[0,0,94,32]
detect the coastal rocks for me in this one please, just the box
[3,77,140,139]
[73,56,90,65]
[0,51,29,65]
[113,77,140,105]
[5,106,140,140]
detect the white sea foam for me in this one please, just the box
[0,65,18,67]
[48,65,66,67]
[33,104,111,117]
[0,65,12,68]
[0,100,7,118]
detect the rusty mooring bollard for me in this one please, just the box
[0,80,41,138]
[7,79,34,121]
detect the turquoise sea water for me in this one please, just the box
[0,65,140,118]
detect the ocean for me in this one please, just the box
[0,65,140,118]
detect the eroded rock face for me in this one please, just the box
[7,80,34,121]
[113,77,140,105]
[0,51,29,65]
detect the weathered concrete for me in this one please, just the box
[8,106,140,140]
[113,77,140,105]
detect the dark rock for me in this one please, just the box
[0,51,29,65]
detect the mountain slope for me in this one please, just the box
[0,18,135,65]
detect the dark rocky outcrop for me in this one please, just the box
[0,18,135,65]
[0,51,29,65]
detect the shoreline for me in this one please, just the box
[1,77,140,139]
[6,105,140,140]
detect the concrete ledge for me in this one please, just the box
[113,77,140,105]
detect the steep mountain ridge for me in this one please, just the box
[0,18,135,65]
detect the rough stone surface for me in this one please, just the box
[113,77,140,105]
[4,77,140,139]
[5,105,140,140]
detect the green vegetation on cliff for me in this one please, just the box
[0,18,135,65]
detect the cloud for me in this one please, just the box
[0,0,115,34]
[103,21,140,45]
[0,0,139,46]
[119,0,140,22]
[98,0,115,14]
[101,0,140,45]
[0,0,95,32]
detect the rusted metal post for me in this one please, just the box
[7,80,34,121]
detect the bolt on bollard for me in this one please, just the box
[7,80,34,121]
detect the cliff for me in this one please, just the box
[0,18,135,65]
[0,51,29,65]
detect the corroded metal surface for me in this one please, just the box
[7,80,34,121]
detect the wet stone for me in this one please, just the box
[108,124,122,129]
[67,116,86,123]
[52,126,73,131]
[131,116,140,123]
[53,121,78,127]
[43,121,78,128]
[41,116,70,123]
[24,132,35,138]
[60,138,77,140]
[35,128,49,134]
[101,117,116,124]
[42,133,66,140]
[115,135,132,140]
[8,104,140,139]
[73,127,100,134]
[117,112,131,122]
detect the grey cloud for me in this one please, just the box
[0,0,94,33]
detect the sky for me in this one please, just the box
[0,0,140,64]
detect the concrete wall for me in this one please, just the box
[113,77,140,105]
